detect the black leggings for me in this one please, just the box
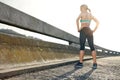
[80,27,95,51]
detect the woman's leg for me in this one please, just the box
[87,33,97,64]
[79,50,85,63]
[79,30,86,63]
[87,34,97,69]
[91,50,97,63]
[75,31,86,68]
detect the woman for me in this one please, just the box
[75,4,99,69]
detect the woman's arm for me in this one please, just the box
[92,16,99,32]
[76,14,81,32]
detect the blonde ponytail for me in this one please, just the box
[87,8,91,13]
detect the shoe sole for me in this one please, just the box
[75,66,83,69]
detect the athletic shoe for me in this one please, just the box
[75,62,83,68]
[92,63,97,69]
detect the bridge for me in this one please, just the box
[0,2,120,80]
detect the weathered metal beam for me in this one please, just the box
[0,2,79,44]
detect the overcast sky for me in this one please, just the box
[0,0,120,52]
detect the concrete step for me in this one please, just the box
[0,56,94,79]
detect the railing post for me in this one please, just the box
[69,41,72,45]
[102,50,105,53]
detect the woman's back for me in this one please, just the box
[81,12,92,20]
[80,12,92,27]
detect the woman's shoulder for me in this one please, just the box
[89,13,93,16]
[89,13,95,19]
[80,12,92,18]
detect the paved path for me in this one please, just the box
[3,56,120,80]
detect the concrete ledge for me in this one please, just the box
[0,57,94,79]
[0,33,80,64]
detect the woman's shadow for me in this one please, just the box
[52,68,95,80]
[73,69,95,80]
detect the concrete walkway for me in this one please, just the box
[2,56,120,80]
